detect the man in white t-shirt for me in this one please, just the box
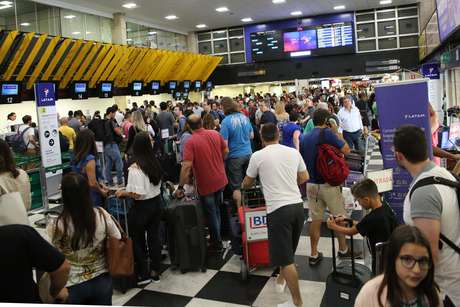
[242,123,309,307]
[394,125,460,306]
[18,115,38,154]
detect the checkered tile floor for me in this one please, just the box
[366,143,384,172]
[110,208,367,307]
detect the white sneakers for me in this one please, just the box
[275,275,287,293]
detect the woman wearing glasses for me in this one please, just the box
[355,225,441,307]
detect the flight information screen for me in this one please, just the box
[249,21,355,62]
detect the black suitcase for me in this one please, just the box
[167,198,207,273]
[320,219,372,307]
[107,196,138,293]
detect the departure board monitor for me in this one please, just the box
[98,81,113,98]
[72,81,88,100]
[0,82,21,104]
[245,13,355,62]
[131,81,143,96]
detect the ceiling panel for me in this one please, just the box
[33,0,419,33]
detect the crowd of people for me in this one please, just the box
[0,85,459,307]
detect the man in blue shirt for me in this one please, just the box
[220,97,254,207]
[300,109,352,266]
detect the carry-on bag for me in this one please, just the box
[167,197,207,273]
[345,151,365,173]
[105,196,137,293]
[320,219,372,307]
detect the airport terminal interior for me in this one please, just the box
[1,0,460,306]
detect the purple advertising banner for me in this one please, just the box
[35,82,56,107]
[375,80,432,222]
[436,0,460,41]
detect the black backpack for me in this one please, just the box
[59,131,70,152]
[409,176,460,255]
[88,119,107,142]
[5,127,31,153]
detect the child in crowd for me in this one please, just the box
[327,179,398,273]
[355,225,441,307]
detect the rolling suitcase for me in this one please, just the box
[106,196,137,293]
[320,219,372,307]
[345,151,364,173]
[167,198,207,273]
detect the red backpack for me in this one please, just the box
[316,129,349,186]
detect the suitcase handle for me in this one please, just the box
[331,218,356,280]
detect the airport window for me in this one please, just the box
[399,35,418,48]
[230,52,245,64]
[398,18,418,35]
[378,20,397,36]
[356,23,375,39]
[358,39,377,51]
[126,22,187,51]
[378,37,398,49]
[356,5,418,52]
[61,9,112,43]
[197,27,246,65]
[230,37,245,52]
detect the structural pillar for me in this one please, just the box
[187,32,198,53]
[111,12,128,110]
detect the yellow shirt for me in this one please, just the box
[59,125,76,150]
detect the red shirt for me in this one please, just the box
[240,108,249,117]
[183,128,228,196]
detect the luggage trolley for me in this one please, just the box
[239,186,270,281]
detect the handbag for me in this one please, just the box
[98,208,134,277]
[0,182,29,226]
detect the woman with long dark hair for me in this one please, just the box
[355,225,440,307]
[47,172,121,305]
[0,139,31,210]
[72,129,107,206]
[116,131,163,285]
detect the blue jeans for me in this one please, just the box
[343,130,364,152]
[104,143,123,185]
[200,190,223,243]
[67,273,112,305]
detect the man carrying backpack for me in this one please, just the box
[103,107,124,187]
[300,109,351,266]
[395,125,460,306]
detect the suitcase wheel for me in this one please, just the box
[240,260,249,281]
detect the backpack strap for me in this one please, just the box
[409,176,460,255]
[20,126,31,148]
[318,128,326,145]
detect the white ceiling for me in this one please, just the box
[34,0,420,34]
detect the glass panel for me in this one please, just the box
[229,28,244,37]
[358,40,377,51]
[218,54,229,65]
[16,0,38,32]
[197,32,211,41]
[229,37,244,52]
[198,41,212,54]
[213,39,228,53]
[0,1,15,31]
[399,35,418,47]
[61,9,84,39]
[378,37,397,49]
[398,7,418,17]
[212,30,227,39]
[357,23,375,39]
[377,10,396,20]
[146,31,158,48]
[378,20,397,36]
[36,4,60,36]
[398,18,418,34]
[157,30,176,50]
[84,14,101,41]
[356,13,374,22]
[230,52,245,63]
[175,34,187,51]
[100,17,112,43]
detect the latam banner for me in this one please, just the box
[375,80,432,221]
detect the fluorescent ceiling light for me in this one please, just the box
[241,17,253,22]
[216,6,229,12]
[72,31,81,35]
[0,1,12,5]
[380,0,392,4]
[0,3,12,9]
[126,38,133,41]
[86,31,91,34]
[196,24,207,28]
[148,31,157,35]
[122,3,137,9]
[272,0,286,3]
[290,11,302,16]
[333,5,346,10]
[20,22,30,26]
[63,15,76,19]
[165,15,178,20]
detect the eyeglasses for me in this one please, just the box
[399,255,431,270]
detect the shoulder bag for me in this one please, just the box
[0,182,29,226]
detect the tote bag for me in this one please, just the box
[0,182,29,226]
